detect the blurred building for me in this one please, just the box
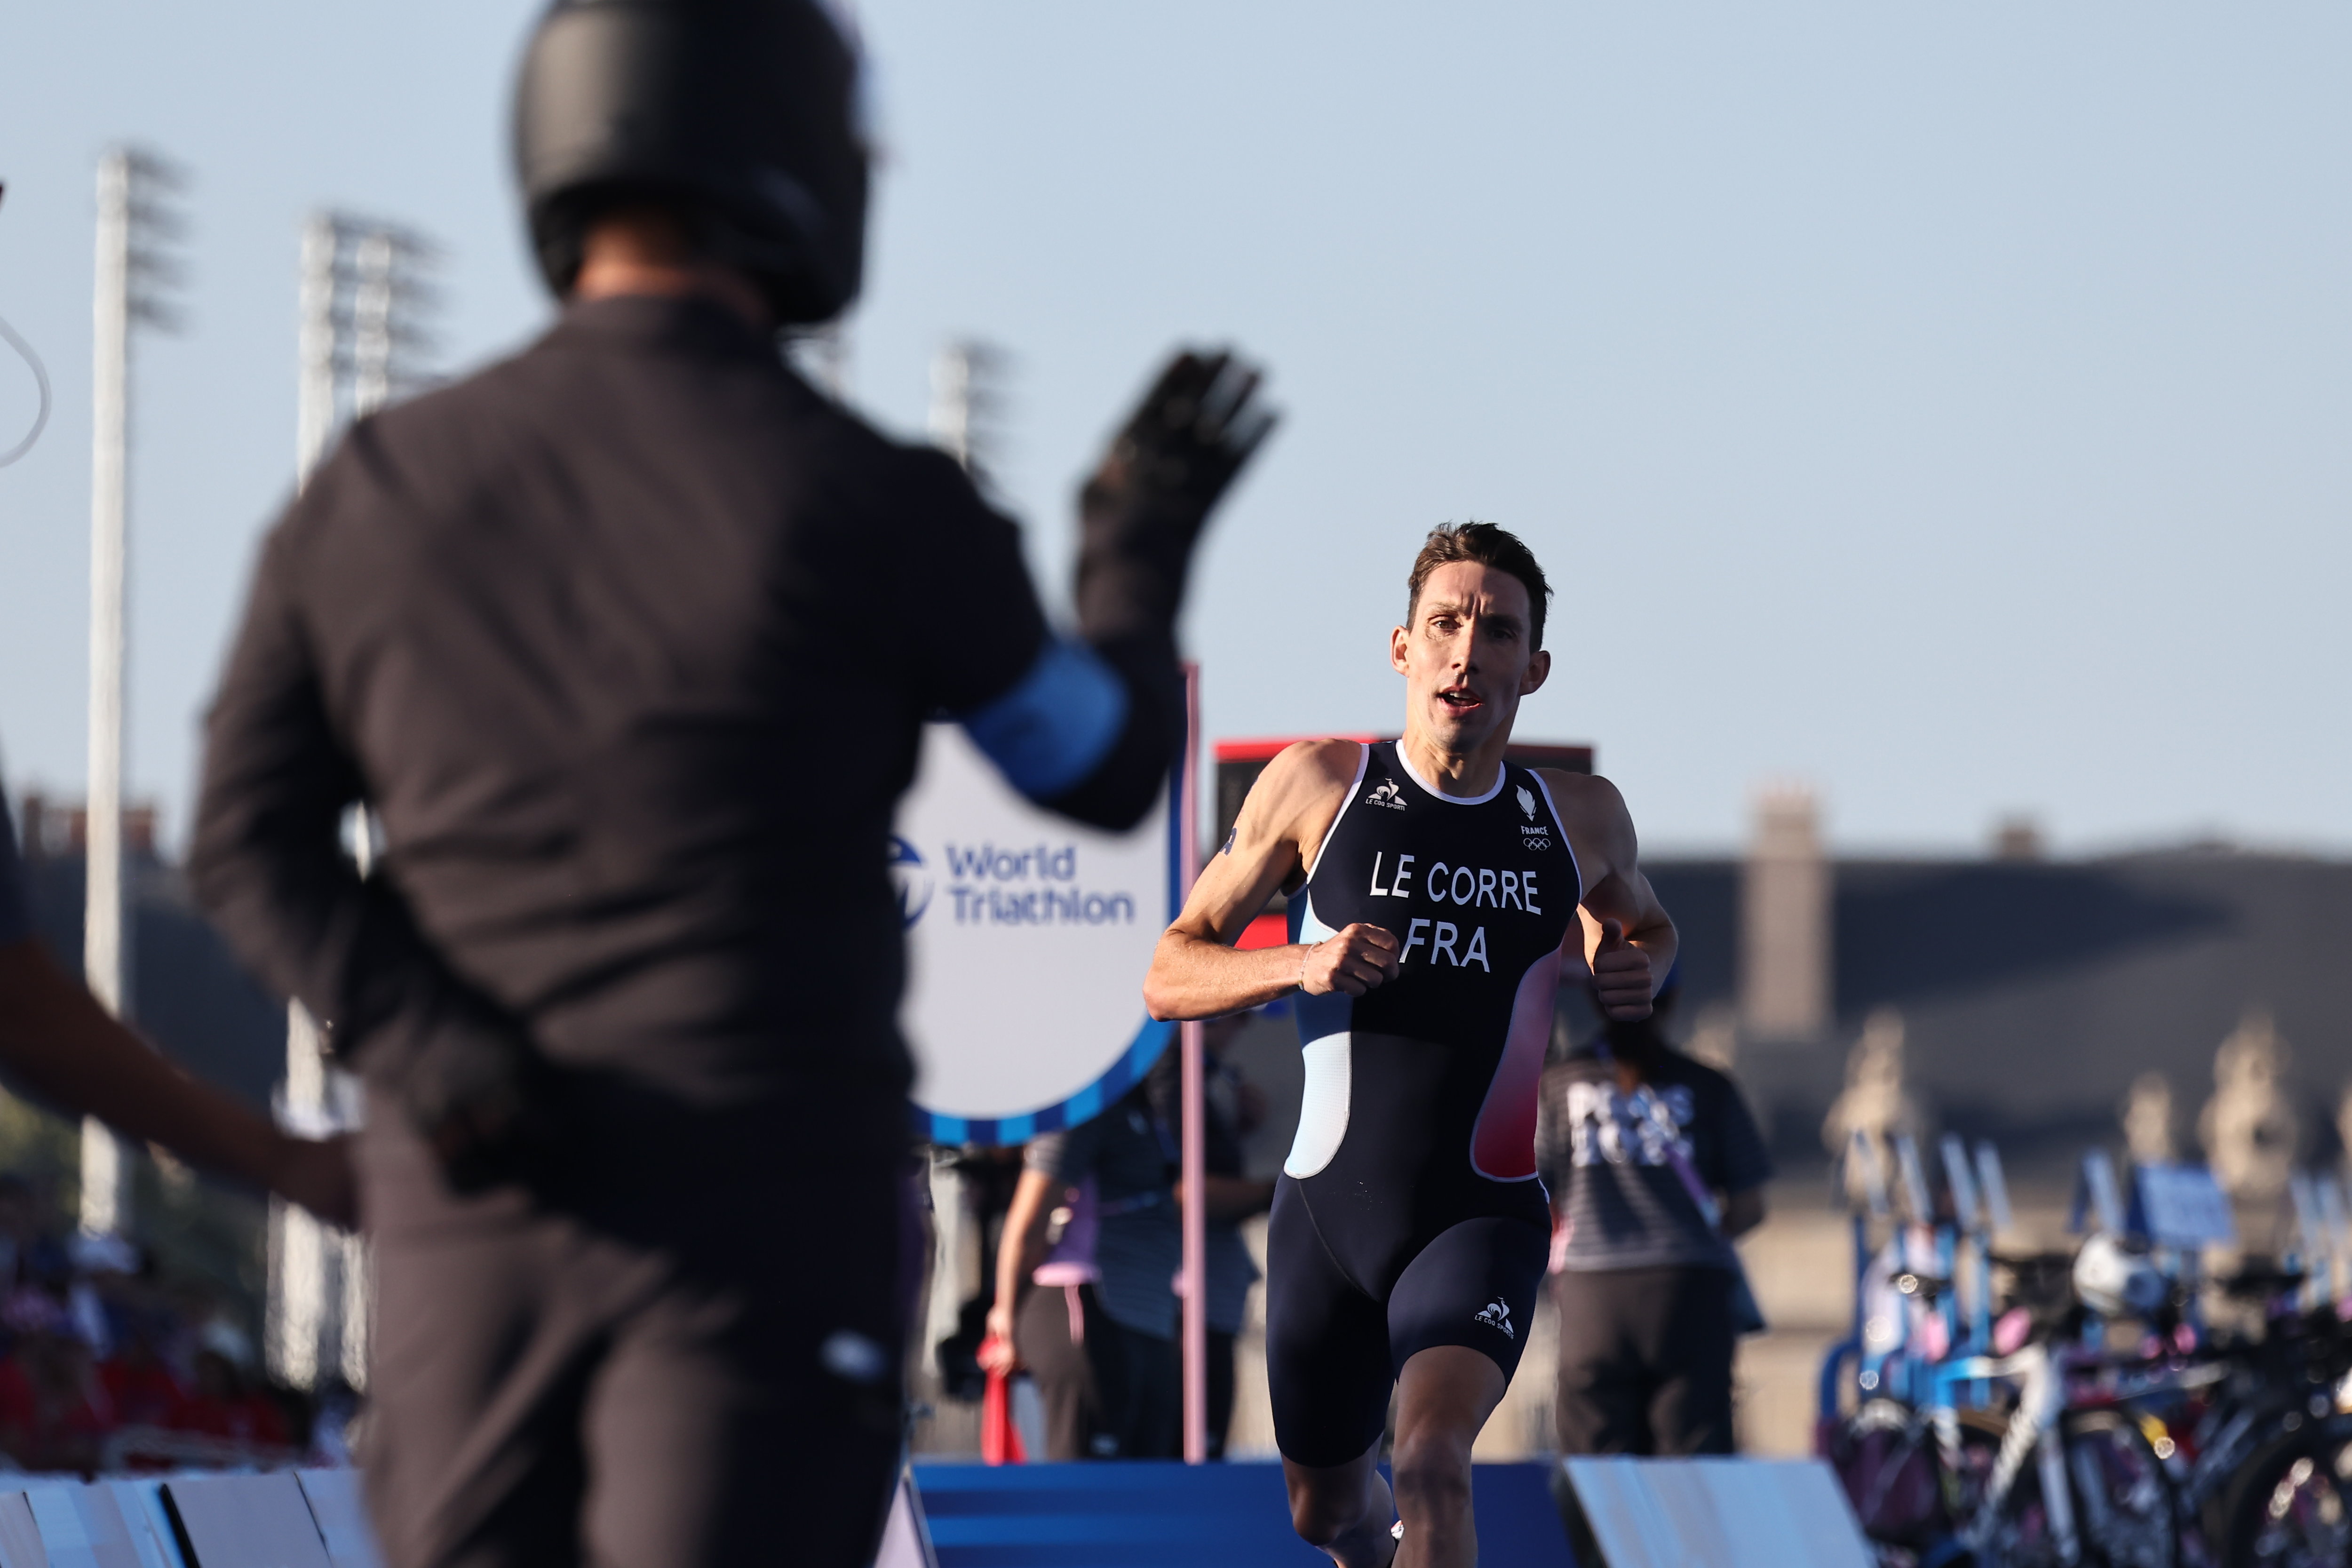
[1650,820,2352,1166]
[9,794,283,1110]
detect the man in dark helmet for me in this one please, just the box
[188,2,1271,1563]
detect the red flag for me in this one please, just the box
[978,1336,1026,1466]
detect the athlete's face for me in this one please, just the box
[1391,562,1551,753]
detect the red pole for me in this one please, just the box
[1179,665,1208,1464]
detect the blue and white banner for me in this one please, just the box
[895,723,1183,1146]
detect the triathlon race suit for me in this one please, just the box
[1265,740,1580,1465]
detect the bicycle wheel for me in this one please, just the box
[2060,1409,2177,1568]
[1948,1409,2067,1568]
[2214,1416,2352,1568]
[1947,1409,2178,1568]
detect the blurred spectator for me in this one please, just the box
[1009,1172,1109,1459]
[170,1322,287,1449]
[986,1076,1183,1459]
[98,1318,185,1430]
[0,1168,326,1473]
[981,1020,1278,1461]
[1536,978,1772,1457]
[931,1145,1026,1404]
[0,1293,114,1474]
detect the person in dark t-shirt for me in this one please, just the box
[1535,979,1770,1456]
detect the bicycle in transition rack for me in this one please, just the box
[1820,1141,2352,1568]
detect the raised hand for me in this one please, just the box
[1591,918,1654,1020]
[1302,923,1403,998]
[1086,350,1278,521]
[1076,349,1277,645]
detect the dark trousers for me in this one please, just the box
[1015,1281,1113,1460]
[358,1111,912,1568]
[1553,1266,1737,1456]
[1010,1281,1200,1459]
[1206,1329,1236,1461]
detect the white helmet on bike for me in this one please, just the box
[2074,1233,2169,1319]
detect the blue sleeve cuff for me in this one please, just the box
[958,637,1130,802]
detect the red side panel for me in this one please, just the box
[1213,735,1378,763]
[1236,913,1289,951]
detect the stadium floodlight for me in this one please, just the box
[274,208,443,1392]
[82,145,188,1240]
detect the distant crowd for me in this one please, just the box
[0,1173,329,1475]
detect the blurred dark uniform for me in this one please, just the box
[187,7,1267,1562]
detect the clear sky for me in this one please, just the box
[2,3,2346,859]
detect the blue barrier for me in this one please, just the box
[909,1461,1576,1568]
[0,1462,1576,1568]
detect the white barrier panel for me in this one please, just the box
[1560,1457,1875,1568]
[896,723,1183,1144]
[164,1473,332,1568]
[871,1467,938,1568]
[0,1481,180,1568]
[0,1493,45,1568]
[293,1471,384,1568]
[23,1480,153,1568]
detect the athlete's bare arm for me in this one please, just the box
[1541,768,1677,1021]
[1143,740,1401,1021]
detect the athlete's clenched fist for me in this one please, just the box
[1301,923,1402,997]
[1591,918,1654,1020]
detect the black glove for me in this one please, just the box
[1076,349,1276,647]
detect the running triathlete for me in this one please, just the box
[1143,522,1676,1568]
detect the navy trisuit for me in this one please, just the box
[1266,741,1578,1465]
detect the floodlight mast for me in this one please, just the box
[81,145,185,1240]
[271,208,441,1393]
[927,338,1005,482]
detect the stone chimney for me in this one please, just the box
[1740,783,1830,1043]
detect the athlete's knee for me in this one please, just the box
[1389,1426,1475,1517]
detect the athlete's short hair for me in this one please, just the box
[1405,523,1552,650]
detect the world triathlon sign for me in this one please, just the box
[895,722,1184,1146]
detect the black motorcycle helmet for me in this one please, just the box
[512,0,870,324]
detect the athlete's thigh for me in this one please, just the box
[1386,1214,1550,1381]
[580,1165,908,1568]
[1265,1177,1393,1468]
